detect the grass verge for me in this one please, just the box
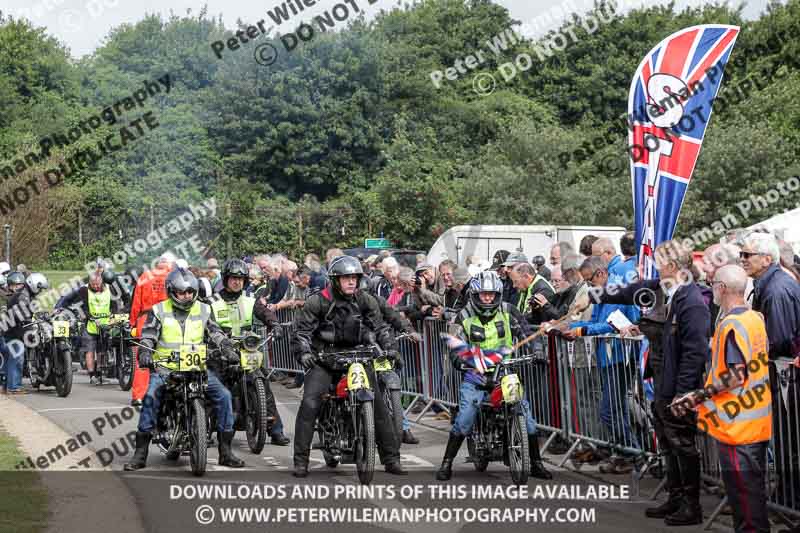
[0,429,48,533]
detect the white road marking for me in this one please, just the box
[37,406,131,412]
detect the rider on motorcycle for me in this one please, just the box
[435,270,553,481]
[291,255,406,478]
[209,258,290,445]
[1,272,43,394]
[56,272,125,384]
[124,268,246,471]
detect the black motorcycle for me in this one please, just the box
[465,354,533,485]
[23,311,76,397]
[219,332,276,454]
[88,314,135,390]
[313,346,379,485]
[146,343,209,477]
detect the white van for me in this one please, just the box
[426,225,628,267]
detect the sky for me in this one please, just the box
[2,0,771,58]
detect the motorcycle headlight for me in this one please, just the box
[243,334,261,352]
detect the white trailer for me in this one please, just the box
[426,225,628,267]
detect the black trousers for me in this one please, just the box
[653,399,699,458]
[718,440,770,533]
[653,398,700,499]
[293,364,400,467]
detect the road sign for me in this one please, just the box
[364,238,391,249]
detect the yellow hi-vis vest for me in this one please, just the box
[152,299,210,371]
[86,286,112,335]
[517,275,555,315]
[697,309,772,445]
[461,310,512,351]
[210,295,255,337]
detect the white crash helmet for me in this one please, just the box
[26,272,50,295]
[0,262,10,275]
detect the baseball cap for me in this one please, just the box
[502,252,528,267]
[415,262,433,274]
[491,250,510,270]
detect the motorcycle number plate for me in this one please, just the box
[179,344,207,371]
[53,321,70,337]
[240,349,262,370]
[373,358,392,372]
[347,362,370,390]
[110,314,128,324]
[501,373,523,404]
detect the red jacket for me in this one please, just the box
[129,266,170,334]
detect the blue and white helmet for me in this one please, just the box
[469,270,503,319]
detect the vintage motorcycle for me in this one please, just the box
[88,313,135,390]
[465,354,533,485]
[148,343,210,477]
[24,310,76,397]
[218,331,276,454]
[313,345,380,485]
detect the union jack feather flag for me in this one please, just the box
[629,25,739,279]
[451,343,504,374]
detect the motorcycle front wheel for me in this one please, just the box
[117,343,134,391]
[54,345,73,397]
[508,411,529,485]
[189,398,208,477]
[246,378,269,454]
[354,401,376,485]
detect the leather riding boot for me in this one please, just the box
[270,433,290,446]
[529,435,553,479]
[665,455,703,526]
[123,432,151,471]
[217,431,245,468]
[646,455,683,518]
[436,434,465,481]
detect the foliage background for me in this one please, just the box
[0,0,798,268]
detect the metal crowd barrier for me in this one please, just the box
[254,312,800,525]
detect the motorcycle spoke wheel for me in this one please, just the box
[355,401,375,485]
[508,412,529,485]
[189,398,207,476]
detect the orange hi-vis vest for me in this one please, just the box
[697,309,772,445]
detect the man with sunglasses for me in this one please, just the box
[741,232,800,514]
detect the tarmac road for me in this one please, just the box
[8,369,733,533]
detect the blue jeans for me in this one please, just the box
[138,369,234,433]
[451,381,536,437]
[4,339,24,391]
[599,361,638,449]
[271,416,283,437]
[402,414,410,432]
